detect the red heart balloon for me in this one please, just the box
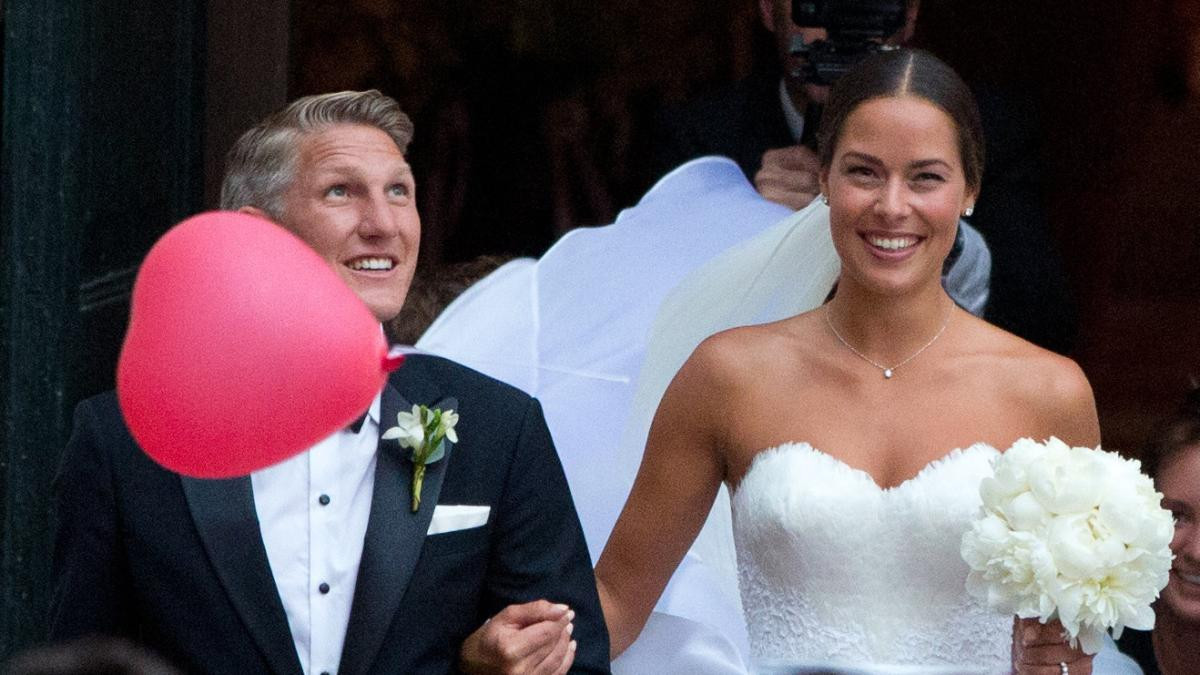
[117,211,404,478]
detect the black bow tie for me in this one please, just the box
[345,413,367,434]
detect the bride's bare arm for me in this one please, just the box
[594,339,732,658]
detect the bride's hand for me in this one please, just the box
[1011,617,1092,675]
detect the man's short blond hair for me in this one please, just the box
[219,90,413,219]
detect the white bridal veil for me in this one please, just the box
[418,157,839,672]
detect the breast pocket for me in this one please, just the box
[421,504,491,558]
[421,526,490,559]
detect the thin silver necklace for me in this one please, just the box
[824,305,952,380]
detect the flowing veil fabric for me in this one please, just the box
[609,193,839,674]
[419,157,803,562]
[418,157,839,672]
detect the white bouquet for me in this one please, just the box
[960,437,1175,654]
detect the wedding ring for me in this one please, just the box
[1059,663,1069,675]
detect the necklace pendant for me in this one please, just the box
[883,369,894,379]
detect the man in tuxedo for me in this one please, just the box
[49,90,609,675]
[650,0,1077,349]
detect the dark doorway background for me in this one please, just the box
[1,0,1197,661]
[286,0,1200,452]
[287,0,769,264]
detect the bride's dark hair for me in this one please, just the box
[817,48,986,194]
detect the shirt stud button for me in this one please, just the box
[318,494,330,506]
[318,582,330,594]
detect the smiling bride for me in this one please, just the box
[595,48,1102,674]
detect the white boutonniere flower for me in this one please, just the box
[961,437,1174,654]
[382,404,459,512]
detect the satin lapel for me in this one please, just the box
[181,476,302,675]
[337,382,456,675]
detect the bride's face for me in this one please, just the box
[819,95,976,297]
[1159,446,1200,624]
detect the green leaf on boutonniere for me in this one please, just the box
[382,404,459,511]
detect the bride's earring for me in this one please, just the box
[963,205,974,217]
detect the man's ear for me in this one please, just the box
[818,168,830,199]
[237,205,271,220]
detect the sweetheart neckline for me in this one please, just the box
[734,441,999,495]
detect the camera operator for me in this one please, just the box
[647,0,1078,353]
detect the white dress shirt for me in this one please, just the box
[252,391,382,675]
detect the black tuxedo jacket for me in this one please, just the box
[49,353,610,674]
[648,70,1078,354]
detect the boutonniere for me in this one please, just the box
[382,404,459,512]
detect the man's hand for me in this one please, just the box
[1011,617,1093,675]
[459,600,576,675]
[754,145,822,211]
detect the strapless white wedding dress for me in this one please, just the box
[731,442,1012,672]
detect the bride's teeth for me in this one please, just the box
[349,257,393,271]
[868,236,917,251]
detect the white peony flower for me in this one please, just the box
[961,438,1175,654]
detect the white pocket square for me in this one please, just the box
[427,504,490,535]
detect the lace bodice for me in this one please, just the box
[731,442,1012,672]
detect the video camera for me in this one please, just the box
[789,0,907,86]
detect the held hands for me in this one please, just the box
[459,600,576,675]
[1011,617,1093,675]
[754,145,822,211]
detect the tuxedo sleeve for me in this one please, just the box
[48,397,136,640]
[485,398,611,674]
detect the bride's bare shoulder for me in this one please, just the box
[678,313,822,388]
[964,316,1099,444]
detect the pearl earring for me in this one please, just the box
[963,206,974,217]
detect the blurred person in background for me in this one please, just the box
[1117,385,1200,675]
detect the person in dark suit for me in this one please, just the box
[650,0,1077,352]
[49,90,609,675]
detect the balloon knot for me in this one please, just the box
[382,346,407,373]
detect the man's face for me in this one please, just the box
[263,123,420,323]
[759,0,920,106]
[1159,447,1200,624]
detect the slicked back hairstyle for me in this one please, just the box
[817,48,985,194]
[219,90,413,219]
